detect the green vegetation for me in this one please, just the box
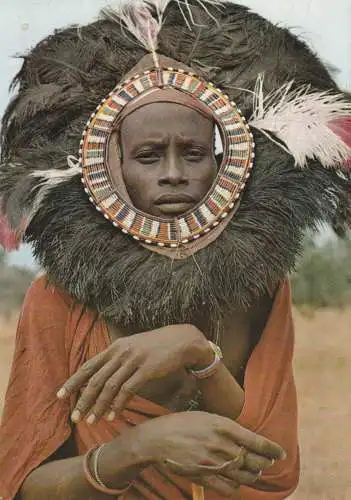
[291,236,351,309]
[0,249,35,317]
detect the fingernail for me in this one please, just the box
[87,414,96,425]
[107,411,116,422]
[57,388,67,399]
[71,410,81,423]
[281,451,287,460]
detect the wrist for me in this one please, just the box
[182,324,215,369]
[189,341,223,380]
[84,445,131,495]
[97,429,154,488]
[190,342,216,370]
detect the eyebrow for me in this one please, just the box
[130,137,210,151]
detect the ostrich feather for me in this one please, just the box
[0,157,81,251]
[102,0,224,57]
[249,76,351,169]
[30,156,81,217]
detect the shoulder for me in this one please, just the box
[24,272,74,312]
[20,273,75,334]
[9,275,76,377]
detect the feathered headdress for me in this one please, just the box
[104,1,351,168]
[0,0,350,252]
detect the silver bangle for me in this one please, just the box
[92,444,131,495]
[93,444,108,489]
[189,341,223,380]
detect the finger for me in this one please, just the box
[161,458,257,494]
[107,369,149,419]
[245,452,276,472]
[222,467,262,487]
[164,460,213,477]
[57,352,105,399]
[91,362,141,422]
[219,424,286,461]
[213,444,275,473]
[163,459,235,478]
[176,458,261,488]
[196,476,239,497]
[155,464,236,497]
[71,360,121,422]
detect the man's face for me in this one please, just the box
[118,102,217,217]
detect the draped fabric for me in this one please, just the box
[0,276,299,499]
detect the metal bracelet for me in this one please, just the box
[189,341,223,380]
[83,444,131,496]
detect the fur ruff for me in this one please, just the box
[26,133,347,332]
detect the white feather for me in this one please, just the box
[249,75,351,168]
[103,0,224,54]
[29,156,81,220]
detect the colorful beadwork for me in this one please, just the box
[80,68,255,247]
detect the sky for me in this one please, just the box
[1,0,350,267]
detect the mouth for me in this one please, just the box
[155,193,197,215]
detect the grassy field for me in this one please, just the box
[0,309,350,499]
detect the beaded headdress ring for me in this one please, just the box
[0,0,350,254]
[80,67,254,249]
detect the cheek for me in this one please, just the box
[121,163,136,189]
[121,162,156,206]
[122,164,143,194]
[190,160,217,187]
[209,161,218,182]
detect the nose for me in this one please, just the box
[158,154,188,187]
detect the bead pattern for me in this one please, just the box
[80,68,255,247]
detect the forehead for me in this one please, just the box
[120,102,213,143]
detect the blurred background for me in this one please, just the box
[0,1,350,498]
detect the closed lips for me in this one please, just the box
[155,194,196,204]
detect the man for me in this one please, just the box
[0,1,350,499]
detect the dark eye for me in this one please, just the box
[135,151,160,164]
[184,148,206,162]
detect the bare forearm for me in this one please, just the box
[20,431,152,500]
[198,363,245,420]
[20,456,108,500]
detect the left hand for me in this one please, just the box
[57,324,213,424]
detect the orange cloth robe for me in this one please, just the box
[0,276,299,499]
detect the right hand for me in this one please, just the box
[137,411,286,497]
